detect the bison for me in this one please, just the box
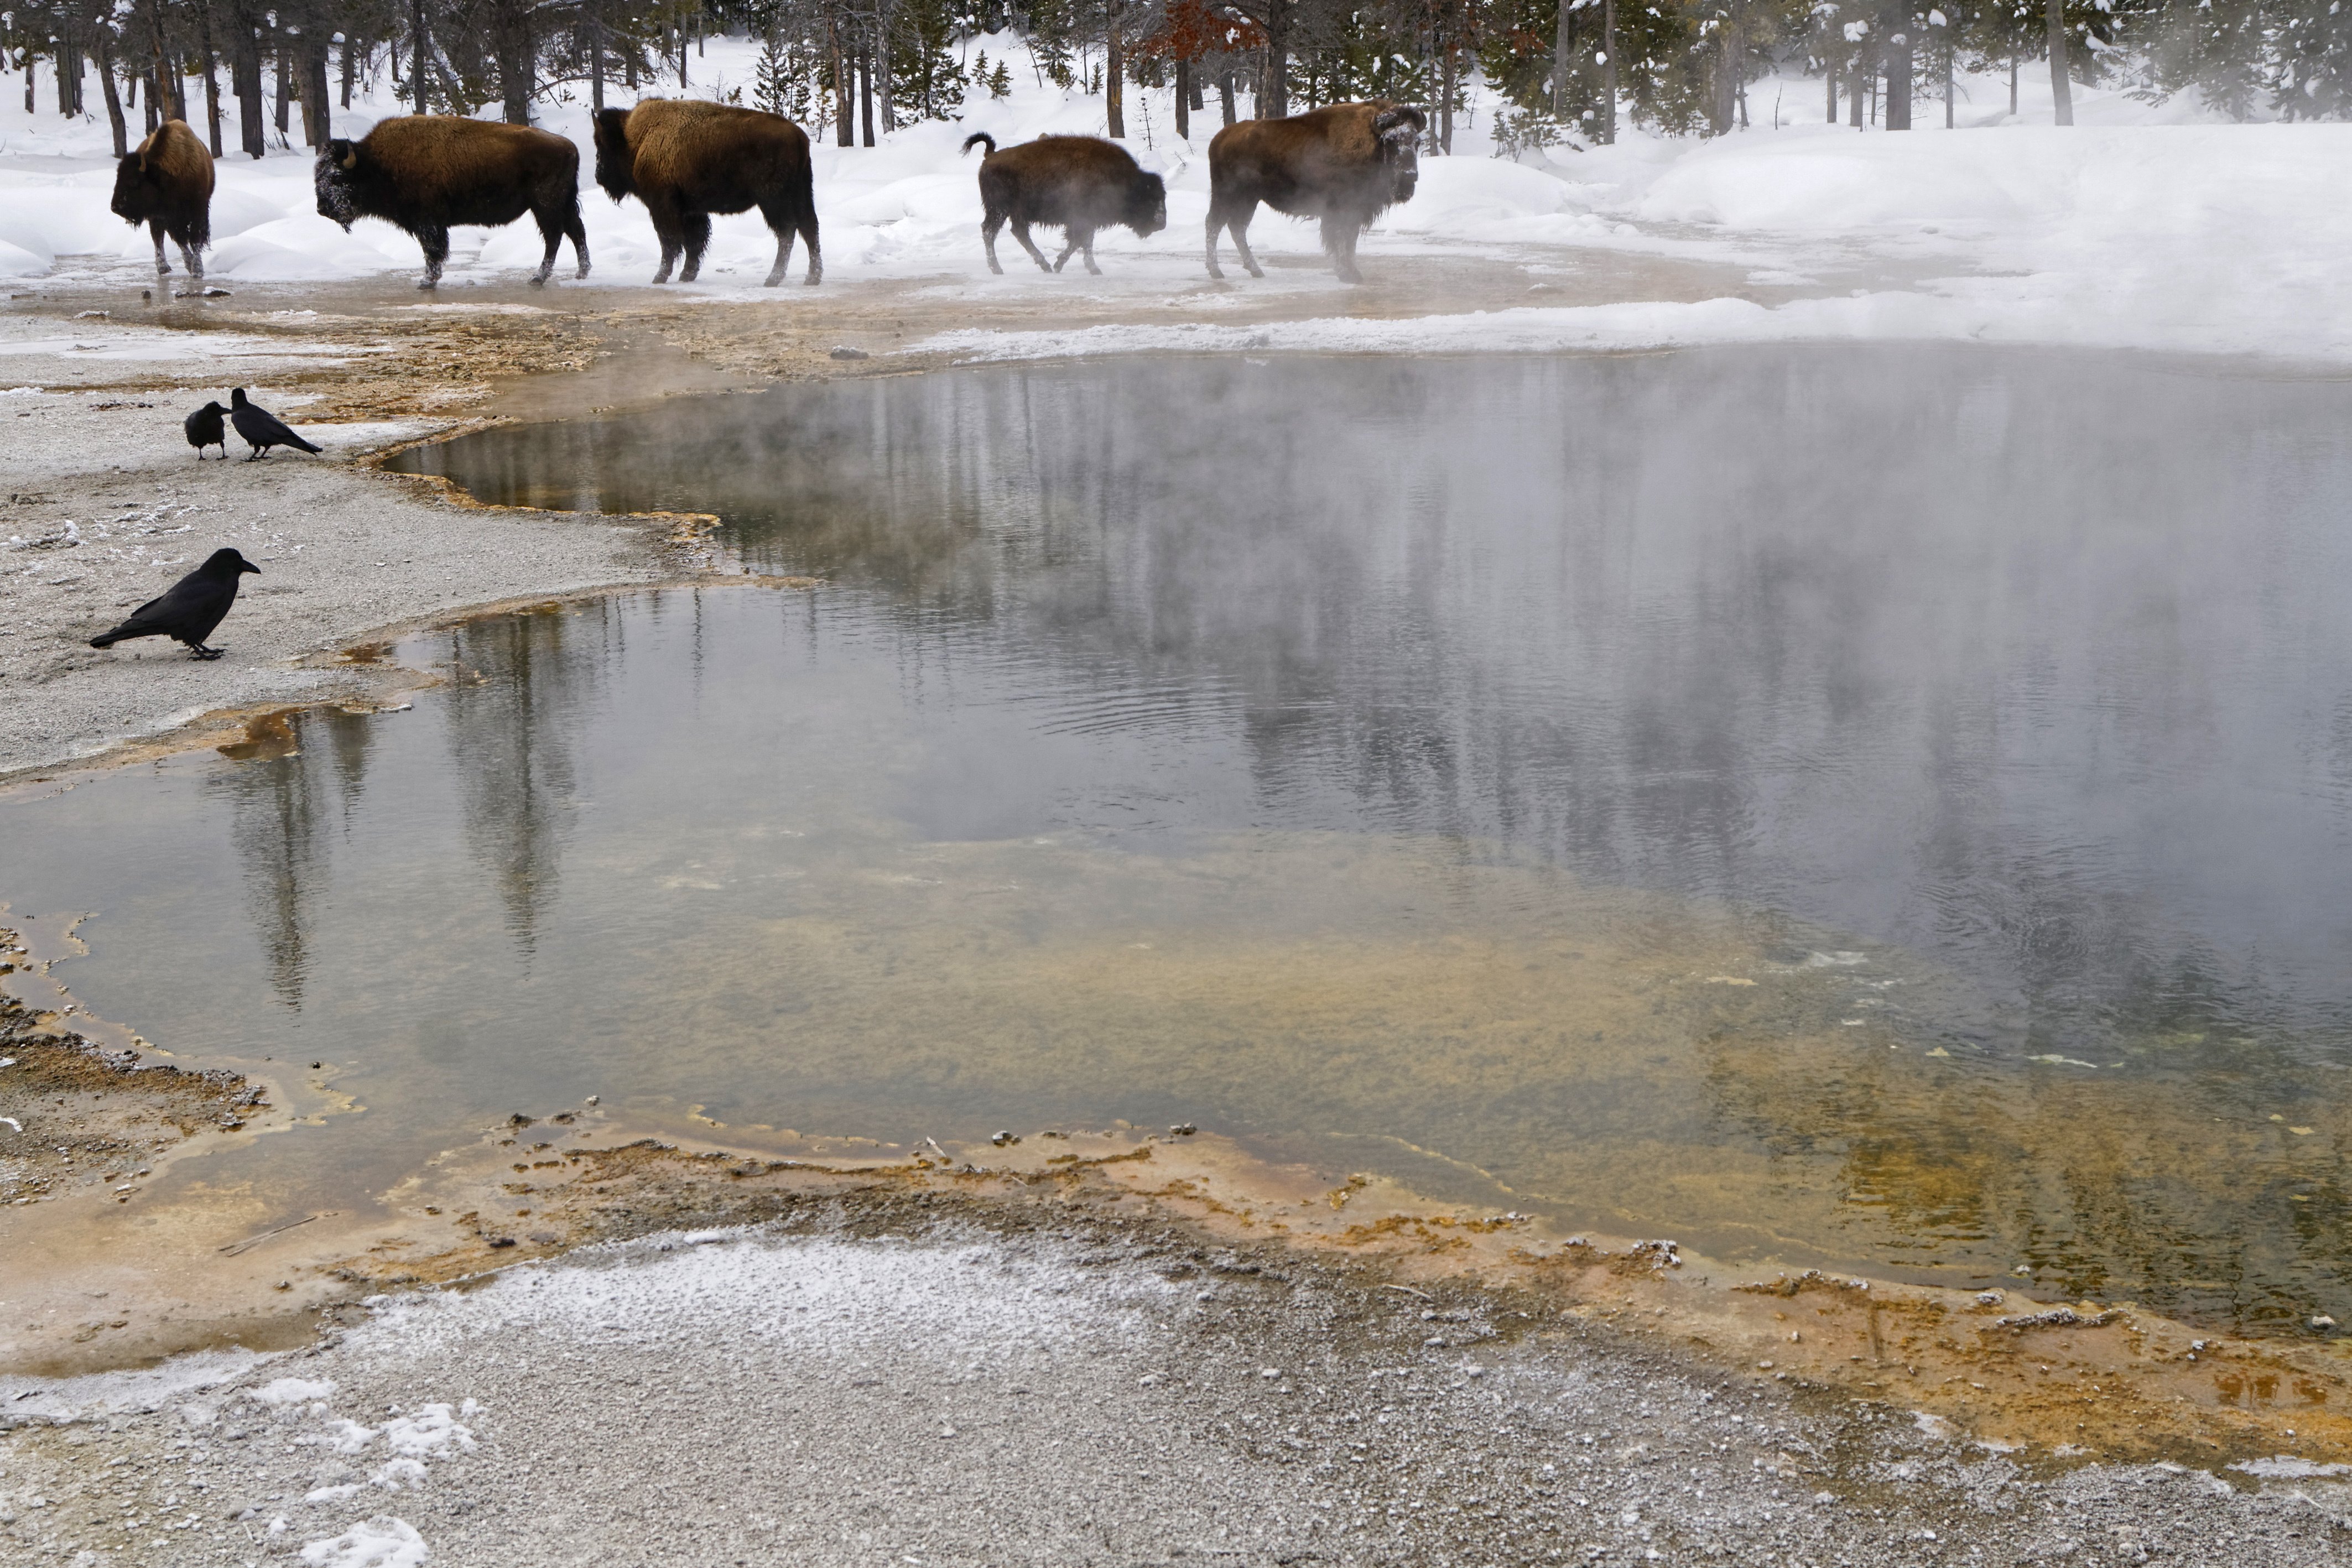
[1205,101,1426,284]
[593,99,821,287]
[959,133,1167,276]
[315,116,589,290]
[111,119,215,288]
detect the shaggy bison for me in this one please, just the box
[111,119,215,287]
[593,99,821,286]
[960,133,1167,275]
[315,116,589,290]
[1205,101,1425,284]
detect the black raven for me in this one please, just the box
[185,400,228,459]
[228,388,322,461]
[89,548,261,660]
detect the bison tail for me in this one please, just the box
[960,132,997,158]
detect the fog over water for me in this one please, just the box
[9,346,2351,1331]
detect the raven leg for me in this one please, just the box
[418,226,450,290]
[1010,220,1053,273]
[188,643,224,659]
[678,214,713,283]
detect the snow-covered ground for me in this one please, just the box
[1,41,2344,363]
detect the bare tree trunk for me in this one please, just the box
[1827,39,1838,124]
[1219,67,1235,126]
[586,2,604,111]
[275,36,293,136]
[1106,17,1124,137]
[877,0,894,131]
[1943,20,1954,127]
[2045,0,2073,124]
[196,4,225,153]
[859,45,874,145]
[410,0,430,113]
[2008,45,2018,116]
[1599,0,1617,143]
[1438,42,1454,152]
[1552,0,1570,117]
[341,30,357,110]
[304,32,331,144]
[1174,58,1189,140]
[97,34,130,157]
[1263,0,1290,117]
[232,11,266,157]
[1880,1,1910,129]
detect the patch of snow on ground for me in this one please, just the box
[347,1231,1179,1364]
[298,1514,430,1567]
[250,1376,339,1407]
[2232,1456,2352,1479]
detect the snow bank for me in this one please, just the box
[1,41,2343,362]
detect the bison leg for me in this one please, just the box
[652,227,681,285]
[529,210,565,288]
[1008,220,1054,274]
[1226,207,1266,280]
[180,236,205,283]
[980,213,1006,275]
[417,226,450,290]
[1082,231,1101,276]
[677,214,713,284]
[1321,216,1365,285]
[1050,229,1084,274]
[798,215,821,286]
[149,220,171,278]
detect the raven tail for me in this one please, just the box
[290,434,324,454]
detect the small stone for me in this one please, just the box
[1169,1123,1197,1137]
[829,346,870,361]
[2312,1315,2338,1331]
[991,1131,1019,1147]
[1757,1361,1775,1370]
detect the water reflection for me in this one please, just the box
[5,347,2348,1332]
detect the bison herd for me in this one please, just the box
[112,97,1429,293]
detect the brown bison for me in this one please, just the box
[1205,101,1426,284]
[111,119,215,287]
[593,99,821,287]
[315,116,589,290]
[959,133,1167,276]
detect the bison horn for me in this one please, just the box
[339,148,358,170]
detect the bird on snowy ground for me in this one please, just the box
[228,388,321,461]
[88,548,261,660]
[185,399,228,459]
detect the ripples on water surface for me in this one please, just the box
[8,346,2352,1331]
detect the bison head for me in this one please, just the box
[592,109,638,201]
[109,147,162,224]
[315,139,365,230]
[1372,106,1426,207]
[1127,171,1169,239]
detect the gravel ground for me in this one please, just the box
[4,1210,2350,1568]
[0,319,666,780]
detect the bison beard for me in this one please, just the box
[111,120,215,290]
[594,100,822,288]
[961,133,1168,277]
[316,117,590,290]
[1205,102,1425,284]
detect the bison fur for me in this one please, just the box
[1206,101,1425,284]
[593,99,821,287]
[315,116,589,290]
[960,133,1166,276]
[111,120,215,289]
